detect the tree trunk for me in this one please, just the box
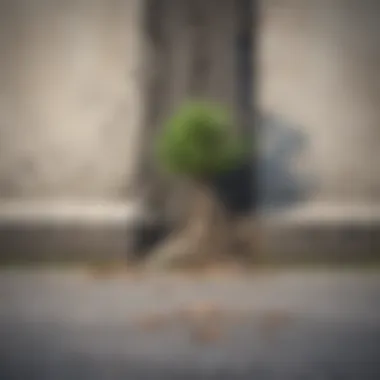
[144,179,253,270]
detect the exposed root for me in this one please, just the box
[144,185,257,270]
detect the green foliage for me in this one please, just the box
[156,100,247,179]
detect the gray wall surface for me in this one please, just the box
[0,0,379,262]
[2,0,378,206]
[0,0,145,199]
[259,0,380,206]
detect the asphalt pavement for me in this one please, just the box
[0,268,379,379]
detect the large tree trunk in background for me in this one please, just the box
[137,0,239,219]
[135,0,255,268]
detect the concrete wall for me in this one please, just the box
[0,0,145,199]
[259,0,380,260]
[10,0,377,208]
[0,0,379,262]
[259,0,380,206]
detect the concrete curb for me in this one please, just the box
[0,201,379,264]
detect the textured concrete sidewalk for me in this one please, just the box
[0,269,380,379]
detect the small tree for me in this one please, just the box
[146,100,250,268]
[158,101,245,181]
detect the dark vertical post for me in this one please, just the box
[236,0,256,214]
[236,0,254,138]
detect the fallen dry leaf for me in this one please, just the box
[190,322,223,344]
[178,301,223,324]
[136,313,171,331]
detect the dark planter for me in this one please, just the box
[210,160,255,217]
